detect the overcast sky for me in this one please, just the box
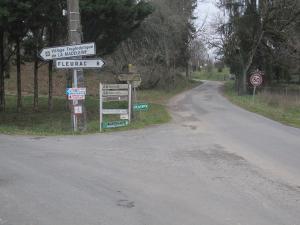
[195,0,220,27]
[195,0,221,59]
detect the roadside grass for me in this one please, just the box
[223,81,300,128]
[0,79,201,135]
[138,79,201,104]
[192,67,230,81]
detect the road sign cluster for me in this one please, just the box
[40,42,149,133]
[40,42,105,131]
[40,43,105,71]
[99,83,132,131]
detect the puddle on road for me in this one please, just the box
[117,199,135,208]
[178,144,246,166]
[30,137,46,140]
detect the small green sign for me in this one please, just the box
[102,120,129,129]
[133,103,149,111]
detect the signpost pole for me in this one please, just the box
[67,0,86,132]
[128,84,132,122]
[250,69,264,103]
[252,86,256,102]
[99,83,103,132]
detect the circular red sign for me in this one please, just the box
[250,70,263,87]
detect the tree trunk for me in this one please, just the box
[0,30,5,112]
[33,52,39,112]
[235,77,239,92]
[239,31,264,95]
[240,68,248,95]
[33,28,44,112]
[3,32,10,79]
[48,61,53,112]
[185,61,190,79]
[16,37,22,113]
[47,25,54,112]
[163,36,172,87]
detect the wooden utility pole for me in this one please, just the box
[67,0,86,131]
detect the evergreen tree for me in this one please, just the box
[80,0,154,55]
[217,0,300,94]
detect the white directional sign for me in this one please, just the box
[102,90,129,96]
[99,83,132,132]
[103,84,129,90]
[103,96,128,102]
[103,109,128,115]
[40,43,96,60]
[56,59,104,69]
[120,114,129,120]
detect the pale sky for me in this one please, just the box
[195,0,220,27]
[195,0,221,59]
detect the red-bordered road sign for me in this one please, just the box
[250,70,263,87]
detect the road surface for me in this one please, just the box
[0,81,299,225]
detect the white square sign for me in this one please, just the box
[74,106,83,114]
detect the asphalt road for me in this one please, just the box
[0,81,299,225]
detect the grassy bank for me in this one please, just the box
[224,81,300,128]
[0,80,201,135]
[192,68,230,81]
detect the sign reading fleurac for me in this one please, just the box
[56,59,104,69]
[40,43,96,60]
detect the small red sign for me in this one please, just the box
[250,70,263,87]
[68,94,85,101]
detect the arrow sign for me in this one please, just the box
[56,59,105,69]
[66,88,86,96]
[102,120,129,129]
[40,43,96,61]
[133,103,149,111]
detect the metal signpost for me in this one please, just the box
[118,72,142,119]
[67,0,85,132]
[250,70,263,101]
[99,83,132,132]
[39,0,105,132]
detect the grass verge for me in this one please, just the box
[0,80,201,135]
[223,81,300,128]
[192,67,230,81]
